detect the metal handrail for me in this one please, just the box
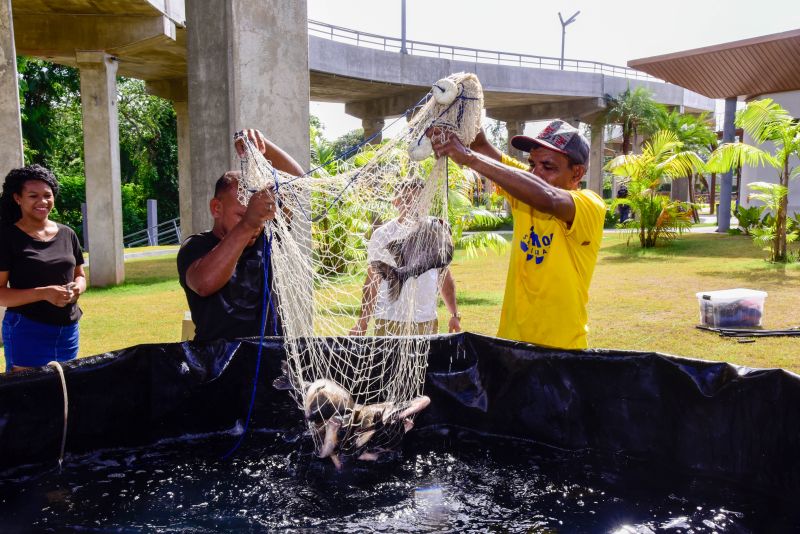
[308,19,656,81]
[124,217,182,248]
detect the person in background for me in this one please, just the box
[0,165,86,371]
[350,178,461,337]
[429,120,606,349]
[616,185,632,222]
[177,129,303,342]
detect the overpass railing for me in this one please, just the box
[123,217,182,248]
[308,19,656,82]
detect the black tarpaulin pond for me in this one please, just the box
[0,333,798,531]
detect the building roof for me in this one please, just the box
[628,29,800,99]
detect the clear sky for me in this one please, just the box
[307,0,800,138]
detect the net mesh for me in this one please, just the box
[236,72,484,465]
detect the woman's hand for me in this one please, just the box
[66,282,81,304]
[42,285,74,307]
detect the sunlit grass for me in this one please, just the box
[2,233,799,373]
[588,232,800,372]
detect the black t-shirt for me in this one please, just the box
[177,231,282,342]
[0,223,84,325]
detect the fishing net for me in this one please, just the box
[236,72,484,466]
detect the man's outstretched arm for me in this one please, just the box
[236,128,304,177]
[430,130,576,224]
[468,129,504,162]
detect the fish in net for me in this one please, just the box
[236,72,484,468]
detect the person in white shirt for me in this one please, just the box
[349,179,461,336]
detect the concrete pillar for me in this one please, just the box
[80,202,88,249]
[362,117,385,144]
[146,199,158,246]
[717,97,737,232]
[0,0,23,179]
[174,101,192,238]
[588,119,604,196]
[187,0,310,233]
[77,52,124,287]
[505,120,526,161]
[1,0,23,338]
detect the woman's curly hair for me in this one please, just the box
[0,164,60,225]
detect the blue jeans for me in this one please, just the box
[2,311,79,371]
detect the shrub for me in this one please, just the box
[604,201,619,229]
[734,205,766,236]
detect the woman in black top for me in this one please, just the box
[0,165,86,371]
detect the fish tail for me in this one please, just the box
[372,261,403,301]
[387,269,403,301]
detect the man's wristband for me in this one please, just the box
[451,313,461,320]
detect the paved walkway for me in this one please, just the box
[124,247,179,260]
[84,246,179,267]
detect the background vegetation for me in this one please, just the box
[16,58,178,241]
[6,62,800,373]
[3,233,798,373]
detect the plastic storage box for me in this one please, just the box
[696,288,767,328]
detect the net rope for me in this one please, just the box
[236,72,484,465]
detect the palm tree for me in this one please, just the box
[603,87,664,155]
[707,99,800,262]
[746,182,797,254]
[605,130,705,247]
[654,111,717,220]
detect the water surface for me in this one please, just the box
[0,428,795,532]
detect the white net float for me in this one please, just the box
[432,77,458,106]
[408,136,433,161]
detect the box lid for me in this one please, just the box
[695,288,768,301]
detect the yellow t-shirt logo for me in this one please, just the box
[520,225,554,264]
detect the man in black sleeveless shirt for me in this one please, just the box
[177,130,303,342]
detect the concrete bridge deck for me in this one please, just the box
[10,2,713,122]
[2,0,714,288]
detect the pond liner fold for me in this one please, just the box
[0,333,798,501]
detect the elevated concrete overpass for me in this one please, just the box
[1,1,714,287]
[306,22,713,197]
[307,21,712,123]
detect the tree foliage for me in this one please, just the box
[603,87,664,155]
[16,58,178,240]
[485,119,508,151]
[605,130,704,247]
[652,110,717,218]
[307,120,508,276]
[16,57,81,167]
[707,99,800,262]
[745,182,797,254]
[330,128,366,160]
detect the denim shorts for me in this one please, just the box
[2,311,79,371]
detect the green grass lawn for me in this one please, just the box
[2,233,798,373]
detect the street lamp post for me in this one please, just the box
[559,10,580,70]
[400,0,408,54]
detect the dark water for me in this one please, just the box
[0,427,796,533]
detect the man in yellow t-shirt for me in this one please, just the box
[430,120,606,349]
